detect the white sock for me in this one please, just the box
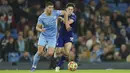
[32,65,36,68]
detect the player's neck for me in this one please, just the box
[44,11,52,16]
[68,13,73,16]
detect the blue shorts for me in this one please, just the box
[38,36,56,48]
[56,35,73,47]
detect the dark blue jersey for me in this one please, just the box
[59,13,76,37]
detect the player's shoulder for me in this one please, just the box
[52,10,61,14]
[52,10,57,12]
[38,13,46,19]
[71,13,76,17]
[70,13,76,20]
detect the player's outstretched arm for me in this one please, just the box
[36,24,45,32]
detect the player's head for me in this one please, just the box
[45,2,54,14]
[66,3,75,15]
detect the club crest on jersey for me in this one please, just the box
[70,37,74,42]
[54,16,56,19]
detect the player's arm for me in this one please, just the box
[60,10,71,31]
[36,17,45,32]
[36,24,45,32]
[60,10,68,25]
[59,16,74,25]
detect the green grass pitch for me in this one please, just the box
[0,70,130,73]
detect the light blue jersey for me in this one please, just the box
[37,10,62,48]
[38,10,61,37]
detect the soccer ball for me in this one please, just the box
[68,61,78,71]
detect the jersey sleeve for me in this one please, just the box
[56,10,62,17]
[70,15,76,22]
[37,17,43,25]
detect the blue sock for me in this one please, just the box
[32,52,40,68]
[28,53,33,64]
[57,56,66,67]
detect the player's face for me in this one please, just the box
[66,7,74,15]
[46,5,54,14]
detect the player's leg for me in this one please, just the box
[31,46,45,71]
[64,36,75,61]
[55,47,65,58]
[64,42,73,60]
[47,37,57,56]
[57,42,75,67]
[55,48,65,71]
[56,37,74,71]
[49,38,65,70]
[55,36,64,58]
[55,36,73,71]
[49,47,63,69]
[56,42,73,68]
[31,37,46,71]
[46,37,57,69]
[55,42,74,72]
[54,37,65,71]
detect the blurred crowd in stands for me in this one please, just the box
[0,0,130,64]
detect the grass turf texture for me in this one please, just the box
[0,70,130,73]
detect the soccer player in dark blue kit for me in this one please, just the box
[54,3,76,72]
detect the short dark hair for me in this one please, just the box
[66,3,75,8]
[45,2,54,7]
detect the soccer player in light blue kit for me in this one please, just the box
[31,2,70,71]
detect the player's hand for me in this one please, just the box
[58,16,63,20]
[40,28,46,32]
[58,16,64,21]
[66,25,72,31]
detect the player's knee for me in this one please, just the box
[48,48,54,56]
[48,52,53,56]
[65,48,72,56]
[65,51,70,56]
[37,51,43,56]
[37,46,44,56]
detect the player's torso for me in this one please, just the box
[59,14,76,37]
[40,11,58,37]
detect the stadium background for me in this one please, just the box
[1,0,130,70]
